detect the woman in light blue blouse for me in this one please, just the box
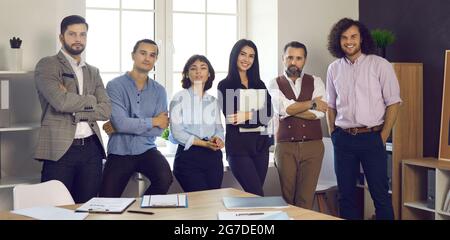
[169,55,225,192]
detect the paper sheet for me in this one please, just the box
[12,206,88,220]
[218,211,289,220]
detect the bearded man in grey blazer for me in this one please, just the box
[34,15,111,203]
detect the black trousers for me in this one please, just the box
[41,135,104,204]
[332,127,394,220]
[100,148,173,197]
[173,145,223,192]
[227,151,269,196]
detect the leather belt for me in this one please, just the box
[342,125,383,135]
[284,138,314,143]
[72,135,96,146]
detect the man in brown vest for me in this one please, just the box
[268,41,328,209]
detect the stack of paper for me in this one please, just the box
[141,194,188,208]
[239,89,266,112]
[12,206,88,220]
[75,198,135,213]
[223,196,288,209]
[218,211,289,220]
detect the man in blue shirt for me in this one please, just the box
[100,39,173,197]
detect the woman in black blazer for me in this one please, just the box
[217,39,273,196]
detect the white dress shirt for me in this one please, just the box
[61,49,94,139]
[268,72,326,119]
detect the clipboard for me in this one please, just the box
[141,194,188,208]
[223,196,288,209]
[75,197,136,214]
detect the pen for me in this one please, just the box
[127,210,155,215]
[236,212,264,216]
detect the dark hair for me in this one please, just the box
[60,15,88,35]
[327,18,376,58]
[132,39,159,55]
[283,41,308,57]
[181,55,215,91]
[225,39,263,87]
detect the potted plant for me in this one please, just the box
[371,29,396,59]
[161,128,178,152]
[9,37,23,71]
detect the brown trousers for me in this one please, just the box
[274,140,324,209]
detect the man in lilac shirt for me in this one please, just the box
[326,18,401,220]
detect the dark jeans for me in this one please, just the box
[228,151,269,196]
[41,135,104,204]
[173,145,223,192]
[331,127,394,220]
[99,148,173,197]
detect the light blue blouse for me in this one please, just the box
[169,88,224,150]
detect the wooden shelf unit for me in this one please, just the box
[402,158,450,220]
[391,63,424,219]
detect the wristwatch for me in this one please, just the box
[310,101,317,110]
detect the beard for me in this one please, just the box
[63,41,85,55]
[343,45,361,58]
[285,65,302,78]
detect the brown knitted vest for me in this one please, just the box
[276,74,322,142]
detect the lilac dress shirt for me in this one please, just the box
[326,54,402,128]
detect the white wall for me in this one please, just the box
[247,0,358,82]
[0,0,85,71]
[277,0,359,80]
[247,0,278,84]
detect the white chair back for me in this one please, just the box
[13,180,75,210]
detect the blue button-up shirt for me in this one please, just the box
[106,73,167,155]
[169,88,224,150]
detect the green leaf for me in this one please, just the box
[371,29,396,48]
[161,128,169,140]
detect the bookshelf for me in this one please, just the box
[402,158,450,220]
[0,72,41,210]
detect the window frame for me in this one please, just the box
[164,0,246,96]
[86,1,158,83]
[86,0,246,93]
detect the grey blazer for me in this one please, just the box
[34,51,112,161]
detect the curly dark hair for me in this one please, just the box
[181,55,215,91]
[327,18,376,58]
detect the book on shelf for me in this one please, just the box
[444,189,450,212]
[427,169,436,209]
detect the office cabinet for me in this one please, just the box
[402,158,450,220]
[0,72,41,210]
